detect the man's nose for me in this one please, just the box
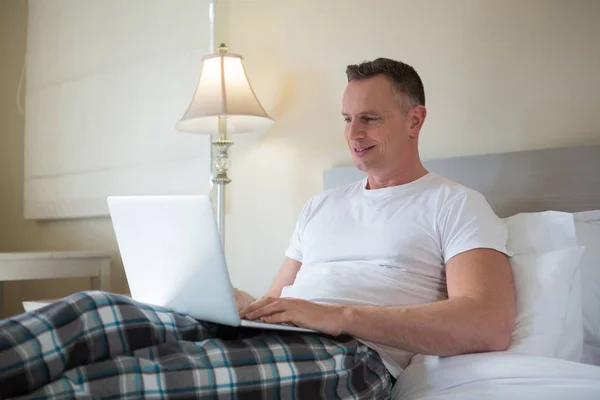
[347,121,367,139]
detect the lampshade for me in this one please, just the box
[176,44,273,134]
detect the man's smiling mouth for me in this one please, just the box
[353,145,376,155]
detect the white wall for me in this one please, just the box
[1,0,599,316]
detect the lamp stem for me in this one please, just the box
[212,116,232,250]
[208,0,215,52]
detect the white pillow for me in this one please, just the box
[582,343,600,366]
[574,210,600,224]
[574,217,600,362]
[555,267,583,361]
[504,211,578,255]
[503,211,584,361]
[507,246,584,357]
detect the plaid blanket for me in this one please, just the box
[0,291,392,399]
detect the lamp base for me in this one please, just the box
[211,138,232,185]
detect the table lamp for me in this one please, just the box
[176,43,273,250]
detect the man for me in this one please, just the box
[0,58,515,399]
[237,57,516,378]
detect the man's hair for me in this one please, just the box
[345,58,425,112]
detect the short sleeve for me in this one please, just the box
[284,199,313,263]
[439,191,508,263]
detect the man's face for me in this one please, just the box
[342,74,412,174]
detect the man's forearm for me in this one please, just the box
[340,297,512,356]
[266,257,302,297]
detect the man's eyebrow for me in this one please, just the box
[341,111,382,116]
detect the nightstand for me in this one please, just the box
[0,251,111,316]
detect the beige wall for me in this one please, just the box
[0,1,125,318]
[1,0,600,316]
[0,1,31,255]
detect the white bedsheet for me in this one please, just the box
[392,352,600,400]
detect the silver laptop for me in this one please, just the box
[107,195,315,333]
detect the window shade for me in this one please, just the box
[24,0,212,219]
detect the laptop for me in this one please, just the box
[107,195,315,333]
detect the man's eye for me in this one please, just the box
[343,117,351,123]
[362,117,377,123]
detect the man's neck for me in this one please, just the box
[366,163,429,190]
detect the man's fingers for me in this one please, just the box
[263,311,296,324]
[244,299,289,320]
[239,296,278,317]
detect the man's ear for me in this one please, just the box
[411,114,419,129]
[408,105,427,138]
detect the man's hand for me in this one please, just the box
[233,289,256,313]
[239,297,346,336]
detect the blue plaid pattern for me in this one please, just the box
[0,291,392,399]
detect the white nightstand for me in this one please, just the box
[0,251,111,315]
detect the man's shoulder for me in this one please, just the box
[425,173,490,211]
[428,173,484,197]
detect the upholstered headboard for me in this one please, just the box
[323,144,600,218]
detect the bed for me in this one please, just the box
[323,143,600,399]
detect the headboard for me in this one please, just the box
[323,144,600,218]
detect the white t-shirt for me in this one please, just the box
[281,173,508,378]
